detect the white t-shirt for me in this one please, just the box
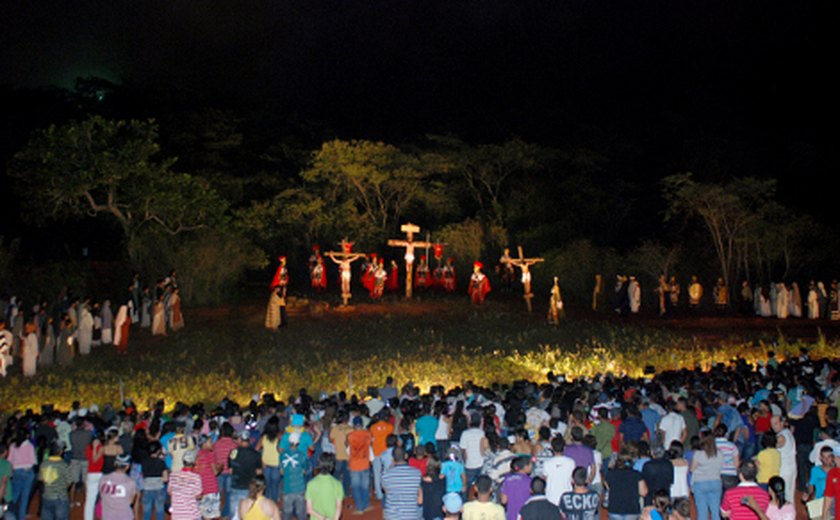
[460,428,486,470]
[658,412,686,449]
[544,454,576,505]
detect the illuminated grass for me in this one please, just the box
[3,303,837,411]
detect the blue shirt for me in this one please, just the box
[619,417,648,443]
[441,460,465,493]
[415,415,438,447]
[281,449,309,494]
[280,430,313,454]
[641,409,660,440]
[160,432,176,470]
[810,465,830,499]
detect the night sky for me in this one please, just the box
[1,1,830,217]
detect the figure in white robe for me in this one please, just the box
[152,298,167,336]
[628,276,641,314]
[22,326,39,377]
[759,287,773,318]
[776,283,789,319]
[77,305,94,355]
[0,324,12,377]
[789,282,803,318]
[101,300,114,344]
[754,286,762,315]
[113,304,130,353]
[807,282,819,319]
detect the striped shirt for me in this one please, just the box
[169,469,202,519]
[382,463,422,520]
[720,483,769,520]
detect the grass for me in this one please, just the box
[3,299,839,412]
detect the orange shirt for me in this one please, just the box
[348,429,372,472]
[370,421,394,457]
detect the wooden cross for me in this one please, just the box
[325,239,366,306]
[508,245,545,312]
[387,222,432,299]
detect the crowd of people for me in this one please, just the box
[0,271,184,378]
[605,274,840,320]
[3,348,840,519]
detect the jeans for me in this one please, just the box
[229,488,249,520]
[11,468,34,520]
[83,472,102,520]
[350,469,371,512]
[217,473,231,519]
[141,488,166,520]
[465,468,481,489]
[281,492,305,520]
[334,459,350,495]
[372,456,385,500]
[692,479,722,520]
[608,515,639,520]
[40,498,69,520]
[264,465,281,502]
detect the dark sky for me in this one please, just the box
[1,1,830,203]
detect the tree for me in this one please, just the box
[8,116,228,262]
[661,173,776,292]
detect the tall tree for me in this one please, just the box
[8,115,228,262]
[661,173,776,292]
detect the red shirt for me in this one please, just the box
[721,483,770,520]
[754,415,771,434]
[195,449,219,494]
[86,442,104,473]
[408,456,428,476]
[824,467,840,519]
[610,418,622,453]
[212,437,237,474]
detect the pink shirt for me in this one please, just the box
[8,441,36,469]
[169,469,202,519]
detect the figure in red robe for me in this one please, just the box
[270,256,289,297]
[386,260,400,292]
[468,261,491,305]
[361,253,377,294]
[442,257,457,293]
[311,256,327,291]
[414,255,430,291]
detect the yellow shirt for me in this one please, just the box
[462,500,506,520]
[261,437,280,467]
[756,448,780,484]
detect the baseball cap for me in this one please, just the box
[115,454,131,466]
[352,416,364,427]
[442,493,463,513]
[238,429,251,441]
[291,414,305,427]
[182,449,198,465]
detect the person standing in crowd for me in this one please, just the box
[519,476,562,520]
[462,475,504,520]
[168,449,202,520]
[99,454,137,520]
[559,467,599,520]
[141,441,168,520]
[306,453,344,520]
[237,476,280,520]
[38,441,72,520]
[347,416,372,514]
[382,445,422,520]
[9,428,36,520]
[229,431,261,520]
